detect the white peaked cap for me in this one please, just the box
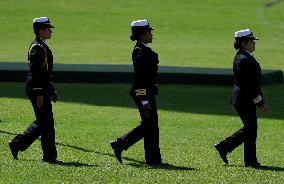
[33,17,49,23]
[131,19,150,27]
[235,29,252,37]
[32,16,54,28]
[234,29,258,40]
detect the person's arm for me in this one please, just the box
[132,47,152,117]
[29,44,47,108]
[29,44,47,96]
[238,59,268,113]
[132,47,149,100]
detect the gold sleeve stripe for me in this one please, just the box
[135,89,146,96]
[253,95,262,104]
[32,88,43,90]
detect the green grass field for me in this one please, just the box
[0,0,284,70]
[0,82,283,183]
[1,0,284,183]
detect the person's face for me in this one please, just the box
[144,30,153,43]
[139,30,153,44]
[242,40,255,53]
[39,27,52,40]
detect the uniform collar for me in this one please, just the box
[239,49,253,57]
[244,50,253,56]
[36,37,48,47]
[138,41,148,47]
[40,38,46,43]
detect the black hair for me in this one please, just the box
[33,24,38,35]
[234,41,241,50]
[233,38,252,50]
[130,35,137,41]
[130,27,148,41]
[33,24,48,36]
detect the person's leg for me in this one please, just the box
[218,128,245,153]
[219,102,257,163]
[114,97,145,150]
[144,97,161,164]
[218,103,250,151]
[116,125,144,150]
[13,121,42,149]
[40,97,57,160]
[9,95,41,159]
[215,102,251,164]
[242,104,258,165]
[110,96,145,163]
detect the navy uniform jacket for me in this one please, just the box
[130,41,159,101]
[26,37,55,96]
[232,49,265,106]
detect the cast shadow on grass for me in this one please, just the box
[1,83,284,119]
[57,142,184,169]
[127,162,195,171]
[225,164,284,172]
[0,130,94,167]
[254,166,284,171]
[54,141,196,170]
[1,130,151,167]
[1,130,195,170]
[56,161,97,167]
[19,158,97,167]
[56,142,196,170]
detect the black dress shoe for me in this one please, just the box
[42,157,63,164]
[110,140,123,163]
[8,141,19,160]
[245,162,268,168]
[146,161,169,166]
[154,161,169,166]
[214,143,228,164]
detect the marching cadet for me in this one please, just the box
[214,29,268,168]
[8,17,62,164]
[110,19,168,166]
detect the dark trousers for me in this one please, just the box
[11,94,57,159]
[117,96,161,164]
[220,101,258,164]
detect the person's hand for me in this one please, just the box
[259,103,268,114]
[51,90,59,102]
[36,95,44,108]
[143,103,152,118]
